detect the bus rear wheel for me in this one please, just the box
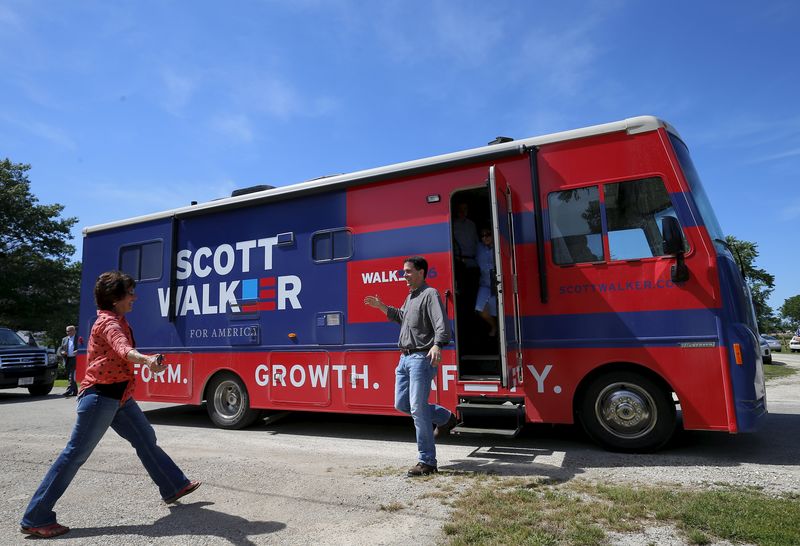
[206,373,262,429]
[579,371,676,453]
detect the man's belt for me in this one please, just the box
[401,348,429,355]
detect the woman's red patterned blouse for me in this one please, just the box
[79,310,137,403]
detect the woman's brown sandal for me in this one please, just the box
[20,522,70,538]
[164,480,201,504]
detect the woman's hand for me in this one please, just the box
[146,354,167,374]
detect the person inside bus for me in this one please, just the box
[20,271,200,539]
[452,201,480,295]
[364,256,457,477]
[475,229,498,337]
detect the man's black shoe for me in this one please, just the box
[407,462,437,477]
[434,413,458,438]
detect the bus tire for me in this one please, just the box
[206,373,262,429]
[579,371,676,453]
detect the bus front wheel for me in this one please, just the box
[206,373,262,429]
[579,371,676,452]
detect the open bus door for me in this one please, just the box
[452,166,526,438]
[488,166,523,390]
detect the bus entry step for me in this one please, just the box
[451,425,521,437]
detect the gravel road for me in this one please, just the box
[1,353,798,545]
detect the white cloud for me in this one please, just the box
[0,4,21,27]
[693,116,800,148]
[211,114,255,143]
[367,1,613,98]
[747,147,800,164]
[370,1,504,66]
[27,120,76,150]
[85,175,237,217]
[160,68,196,115]
[779,200,800,222]
[517,20,603,97]
[233,75,339,121]
[250,78,303,120]
[0,112,76,149]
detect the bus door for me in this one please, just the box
[488,166,523,389]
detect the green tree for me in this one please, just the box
[0,159,81,347]
[725,235,776,333]
[780,295,800,328]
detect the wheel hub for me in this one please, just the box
[595,383,657,439]
[215,381,243,419]
[602,392,649,427]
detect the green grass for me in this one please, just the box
[442,478,800,546]
[54,379,68,387]
[763,362,798,381]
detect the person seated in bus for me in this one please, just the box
[475,229,498,337]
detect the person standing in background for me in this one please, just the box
[59,325,78,397]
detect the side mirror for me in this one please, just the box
[661,216,689,282]
[661,216,684,255]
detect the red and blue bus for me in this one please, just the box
[77,115,766,451]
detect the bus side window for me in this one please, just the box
[119,240,163,281]
[311,228,353,263]
[548,187,603,265]
[604,177,687,260]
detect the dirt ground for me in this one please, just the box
[1,353,798,545]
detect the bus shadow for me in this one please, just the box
[143,405,800,475]
[442,411,800,477]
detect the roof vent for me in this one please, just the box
[487,136,514,145]
[231,184,275,197]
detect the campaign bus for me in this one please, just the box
[76,115,767,452]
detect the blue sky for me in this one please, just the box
[1,0,798,314]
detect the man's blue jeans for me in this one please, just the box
[394,353,452,467]
[21,390,191,528]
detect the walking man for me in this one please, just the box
[364,256,458,476]
[59,326,78,397]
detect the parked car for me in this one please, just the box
[0,327,57,396]
[791,334,800,353]
[761,335,781,352]
[16,330,58,365]
[759,337,772,365]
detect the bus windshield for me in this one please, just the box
[668,133,725,242]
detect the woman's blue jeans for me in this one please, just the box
[394,353,452,467]
[21,390,190,528]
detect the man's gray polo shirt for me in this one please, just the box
[386,283,450,351]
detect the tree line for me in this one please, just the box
[1,158,798,349]
[725,235,800,333]
[1,159,80,348]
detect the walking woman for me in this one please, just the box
[20,271,200,538]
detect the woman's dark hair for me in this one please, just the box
[404,255,428,279]
[95,271,135,311]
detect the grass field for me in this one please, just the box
[762,362,798,381]
[440,476,800,546]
